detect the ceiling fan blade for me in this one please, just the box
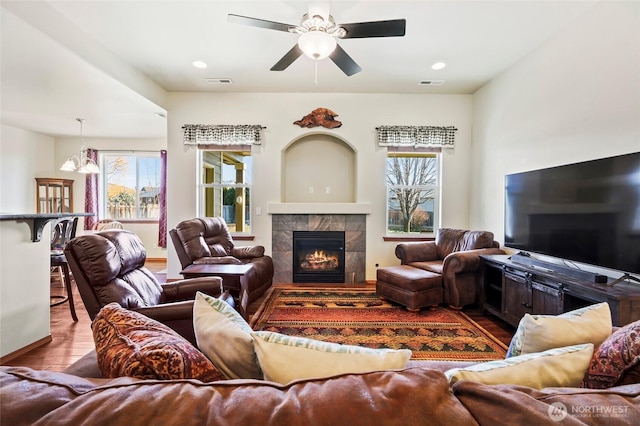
[271,44,304,71]
[227,14,293,32]
[329,44,362,76]
[340,19,406,39]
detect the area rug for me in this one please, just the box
[250,286,508,361]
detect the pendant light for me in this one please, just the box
[60,118,100,174]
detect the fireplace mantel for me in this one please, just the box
[267,203,371,215]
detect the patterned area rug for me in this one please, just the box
[250,286,508,361]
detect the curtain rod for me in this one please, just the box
[375,126,458,130]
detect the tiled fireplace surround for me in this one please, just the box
[271,214,366,284]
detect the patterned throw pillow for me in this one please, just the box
[581,320,640,389]
[93,302,224,382]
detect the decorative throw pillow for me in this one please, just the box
[446,343,594,389]
[251,330,412,385]
[193,292,262,379]
[581,320,640,389]
[92,302,223,382]
[506,302,611,358]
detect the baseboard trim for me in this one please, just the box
[1,335,52,364]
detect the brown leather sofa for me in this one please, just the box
[170,217,274,303]
[380,228,505,309]
[65,230,224,345]
[3,358,639,425]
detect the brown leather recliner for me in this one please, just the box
[170,217,274,303]
[64,230,226,345]
[395,228,505,309]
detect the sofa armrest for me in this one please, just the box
[395,242,439,264]
[230,245,265,259]
[132,300,195,323]
[443,248,506,275]
[133,294,234,325]
[161,277,223,301]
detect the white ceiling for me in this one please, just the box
[0,0,596,139]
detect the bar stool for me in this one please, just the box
[50,217,78,321]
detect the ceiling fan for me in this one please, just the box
[228,4,406,76]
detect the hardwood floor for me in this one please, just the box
[2,261,514,371]
[0,260,166,371]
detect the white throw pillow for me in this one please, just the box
[446,343,594,389]
[506,302,611,358]
[193,292,262,379]
[252,330,412,385]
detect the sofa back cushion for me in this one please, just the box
[0,366,477,426]
[436,228,495,258]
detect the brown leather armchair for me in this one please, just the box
[64,230,227,345]
[170,217,273,303]
[395,228,505,309]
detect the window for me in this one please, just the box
[386,152,439,235]
[99,152,161,220]
[198,150,251,233]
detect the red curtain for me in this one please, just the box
[84,148,99,230]
[157,149,167,248]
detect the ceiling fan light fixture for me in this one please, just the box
[298,31,337,60]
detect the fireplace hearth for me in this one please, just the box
[293,231,345,283]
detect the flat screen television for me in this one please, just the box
[504,152,640,276]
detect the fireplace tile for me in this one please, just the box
[329,215,346,231]
[292,215,309,231]
[309,214,331,231]
[272,214,294,231]
[345,230,366,252]
[346,251,366,283]
[346,215,366,231]
[272,230,292,252]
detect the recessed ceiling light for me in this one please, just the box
[192,60,208,69]
[431,62,447,70]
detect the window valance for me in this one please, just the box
[183,124,265,146]
[377,126,457,149]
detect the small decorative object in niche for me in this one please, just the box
[294,108,342,129]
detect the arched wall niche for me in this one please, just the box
[282,132,356,203]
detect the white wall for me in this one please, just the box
[167,93,473,279]
[57,136,168,258]
[0,124,56,357]
[1,124,54,211]
[471,1,639,274]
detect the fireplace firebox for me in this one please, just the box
[293,231,345,283]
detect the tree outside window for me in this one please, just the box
[386,153,439,234]
[100,153,161,220]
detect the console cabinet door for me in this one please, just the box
[502,271,532,326]
[531,281,563,315]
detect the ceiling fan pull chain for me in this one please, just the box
[315,60,319,86]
